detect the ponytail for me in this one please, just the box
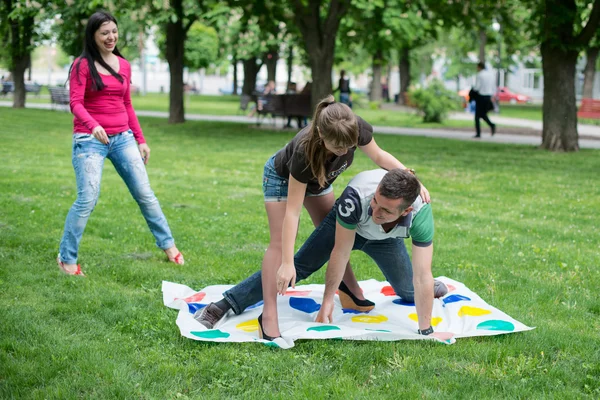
[299,94,358,188]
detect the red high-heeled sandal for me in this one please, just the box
[165,251,184,265]
[56,257,85,276]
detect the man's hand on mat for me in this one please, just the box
[431,331,454,341]
[276,262,296,295]
[315,300,335,323]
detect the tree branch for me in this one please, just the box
[575,0,600,45]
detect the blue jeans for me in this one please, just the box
[223,207,414,314]
[263,155,332,202]
[58,131,175,264]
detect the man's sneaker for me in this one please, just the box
[434,280,448,298]
[193,302,226,329]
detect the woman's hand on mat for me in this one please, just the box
[92,125,109,144]
[315,300,334,323]
[138,143,151,165]
[419,184,430,203]
[431,331,454,341]
[276,262,296,295]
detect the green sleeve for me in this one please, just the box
[409,203,434,245]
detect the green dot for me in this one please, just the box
[365,329,392,332]
[307,325,341,332]
[191,329,231,339]
[476,320,515,331]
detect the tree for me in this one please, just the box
[582,43,599,99]
[525,0,600,151]
[289,0,352,108]
[0,0,52,108]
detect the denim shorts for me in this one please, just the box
[263,155,333,202]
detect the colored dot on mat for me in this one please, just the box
[187,303,207,314]
[182,292,206,303]
[381,285,396,296]
[458,306,492,317]
[476,320,515,331]
[289,297,321,313]
[443,294,471,304]
[351,315,389,324]
[247,300,264,310]
[191,329,230,339]
[365,328,392,332]
[342,308,369,314]
[447,284,457,292]
[392,298,415,306]
[284,290,312,296]
[408,313,443,327]
[307,325,341,332]
[236,319,259,332]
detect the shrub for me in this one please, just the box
[408,80,462,123]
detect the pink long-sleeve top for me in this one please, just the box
[70,57,146,144]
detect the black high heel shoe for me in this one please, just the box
[257,313,281,341]
[338,281,375,312]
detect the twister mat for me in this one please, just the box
[163,277,533,346]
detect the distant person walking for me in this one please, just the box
[472,62,496,138]
[57,11,184,276]
[334,70,352,108]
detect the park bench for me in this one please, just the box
[256,93,311,127]
[1,82,42,96]
[577,98,600,119]
[48,86,70,111]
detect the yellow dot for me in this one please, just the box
[458,306,492,317]
[351,315,389,324]
[408,313,443,326]
[236,319,258,332]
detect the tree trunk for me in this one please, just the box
[540,44,579,151]
[287,45,293,87]
[9,12,33,108]
[233,57,238,95]
[265,48,278,83]
[582,47,599,99]
[165,17,186,124]
[308,50,334,109]
[386,64,392,102]
[11,56,28,109]
[479,29,487,64]
[241,57,260,95]
[397,47,410,105]
[370,50,383,102]
[290,0,351,110]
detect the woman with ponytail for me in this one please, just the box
[56,11,184,276]
[196,95,430,345]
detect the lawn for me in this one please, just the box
[18,90,600,126]
[1,108,599,399]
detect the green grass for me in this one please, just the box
[18,90,600,126]
[1,108,599,399]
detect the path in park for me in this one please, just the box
[2,101,599,149]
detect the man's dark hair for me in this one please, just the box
[477,61,486,70]
[378,169,421,210]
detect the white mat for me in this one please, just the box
[163,277,533,346]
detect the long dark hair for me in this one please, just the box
[298,95,358,188]
[69,11,125,90]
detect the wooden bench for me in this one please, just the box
[1,82,41,96]
[48,86,70,111]
[256,94,311,126]
[577,98,600,119]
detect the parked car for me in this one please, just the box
[495,86,532,104]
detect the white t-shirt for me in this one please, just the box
[474,69,496,96]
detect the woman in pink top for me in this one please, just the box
[57,11,184,275]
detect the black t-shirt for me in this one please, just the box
[273,116,373,194]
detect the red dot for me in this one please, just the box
[381,286,396,296]
[183,292,206,303]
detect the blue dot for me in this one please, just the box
[443,294,471,305]
[247,300,264,310]
[342,308,370,314]
[393,299,415,306]
[188,303,207,313]
[289,297,321,313]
